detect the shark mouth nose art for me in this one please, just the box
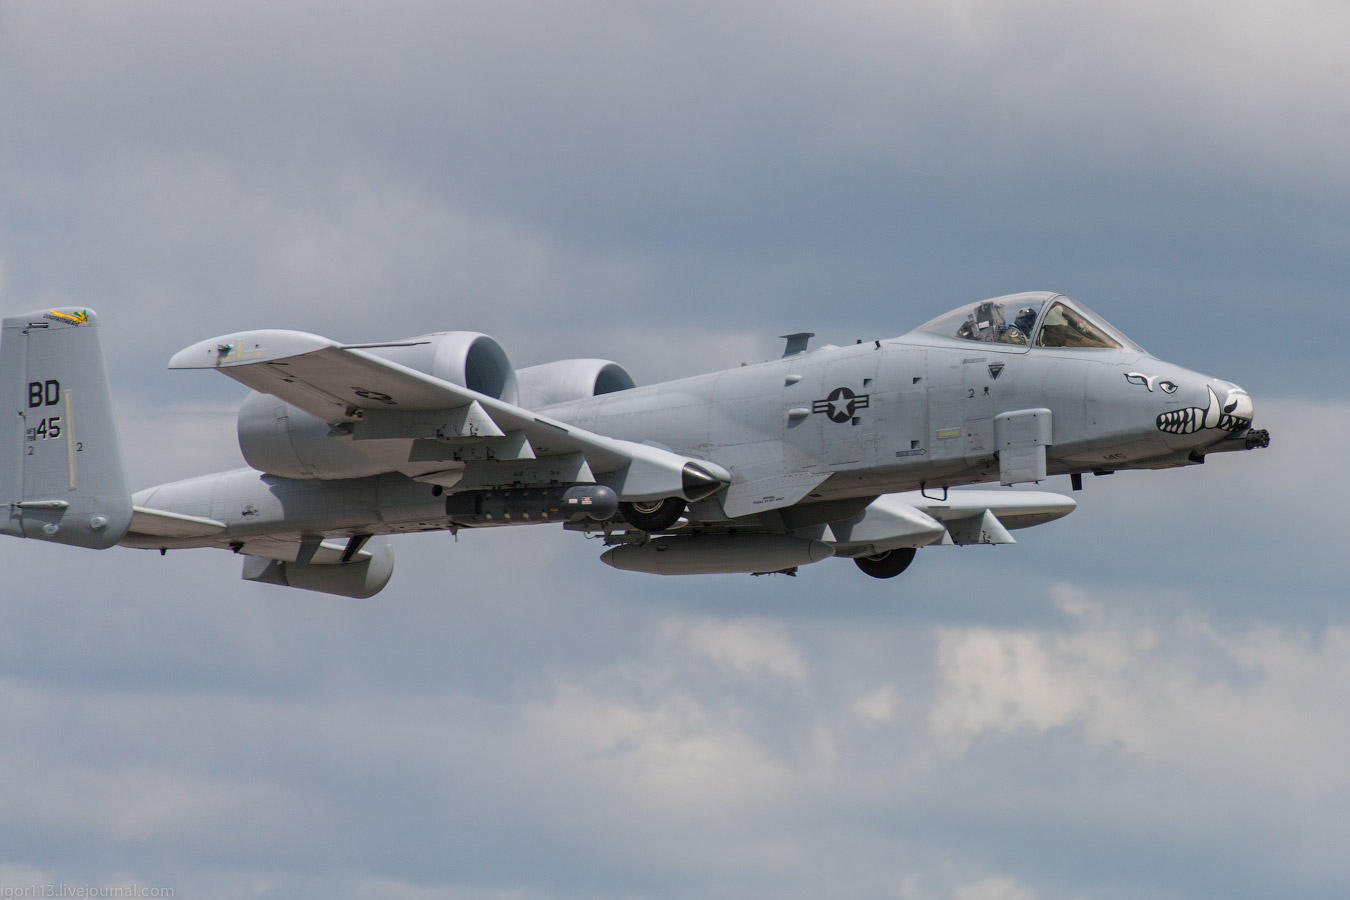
[1156,385,1253,434]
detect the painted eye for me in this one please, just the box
[1159,381,1177,393]
[1224,400,1238,414]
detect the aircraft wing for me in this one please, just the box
[169,330,728,502]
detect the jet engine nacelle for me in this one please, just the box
[238,331,518,479]
[364,331,518,404]
[515,358,636,408]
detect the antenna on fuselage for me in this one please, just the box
[780,332,815,357]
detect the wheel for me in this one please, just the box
[854,547,917,579]
[620,497,686,532]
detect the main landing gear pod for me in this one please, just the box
[619,462,725,532]
[620,497,686,532]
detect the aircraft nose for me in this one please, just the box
[1216,382,1255,431]
[1154,379,1254,436]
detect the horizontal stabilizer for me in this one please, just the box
[129,506,227,538]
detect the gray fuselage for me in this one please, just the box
[123,324,1247,550]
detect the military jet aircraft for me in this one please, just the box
[0,293,1268,596]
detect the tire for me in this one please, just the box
[620,497,687,532]
[853,547,917,579]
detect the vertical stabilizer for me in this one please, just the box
[0,308,132,548]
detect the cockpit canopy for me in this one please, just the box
[916,292,1142,351]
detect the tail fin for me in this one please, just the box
[0,308,131,548]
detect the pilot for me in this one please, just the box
[1000,306,1037,344]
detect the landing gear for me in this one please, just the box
[620,497,686,532]
[853,547,917,579]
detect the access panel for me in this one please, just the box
[993,408,1052,485]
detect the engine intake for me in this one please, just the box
[365,332,518,404]
[515,359,635,408]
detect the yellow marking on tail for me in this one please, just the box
[47,309,89,325]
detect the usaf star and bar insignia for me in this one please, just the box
[812,386,870,424]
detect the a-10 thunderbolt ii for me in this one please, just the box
[0,293,1268,597]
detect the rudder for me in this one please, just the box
[0,308,131,548]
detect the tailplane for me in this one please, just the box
[0,308,131,548]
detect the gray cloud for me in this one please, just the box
[0,402,1344,898]
[4,1,1348,391]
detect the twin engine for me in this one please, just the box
[236,331,634,480]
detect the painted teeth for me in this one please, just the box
[1155,386,1251,435]
[1156,407,1204,434]
[1157,409,1251,435]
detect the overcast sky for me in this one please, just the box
[1,2,1348,898]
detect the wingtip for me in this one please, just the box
[168,329,337,369]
